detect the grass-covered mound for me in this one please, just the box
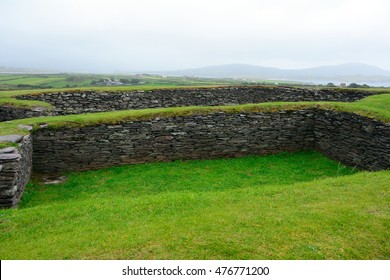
[0,151,388,259]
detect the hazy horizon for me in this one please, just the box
[2,62,390,74]
[1,0,390,73]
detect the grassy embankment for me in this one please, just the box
[0,151,388,259]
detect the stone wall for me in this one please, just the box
[1,107,389,208]
[315,111,390,170]
[32,110,315,172]
[17,87,376,115]
[31,109,389,174]
[0,105,50,121]
[0,134,33,208]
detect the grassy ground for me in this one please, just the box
[0,73,303,91]
[0,151,388,260]
[0,74,237,91]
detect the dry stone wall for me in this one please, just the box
[17,87,375,115]
[32,110,315,172]
[0,105,50,121]
[31,109,389,174]
[0,134,32,208]
[315,111,390,170]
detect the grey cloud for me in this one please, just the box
[1,0,389,72]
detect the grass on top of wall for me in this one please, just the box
[1,94,389,139]
[0,150,388,260]
[0,85,228,110]
[324,93,390,122]
[0,85,385,108]
[0,84,227,98]
[0,97,53,109]
[0,101,322,136]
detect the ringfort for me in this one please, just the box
[0,86,389,208]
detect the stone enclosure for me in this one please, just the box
[0,86,389,208]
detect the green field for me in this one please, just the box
[0,73,279,91]
[0,151,388,259]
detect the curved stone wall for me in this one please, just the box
[315,111,390,170]
[17,87,376,115]
[31,109,389,173]
[0,86,389,208]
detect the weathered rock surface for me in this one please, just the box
[0,106,51,121]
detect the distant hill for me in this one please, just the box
[0,66,55,74]
[3,63,390,84]
[158,63,390,83]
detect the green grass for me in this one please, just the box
[0,73,304,92]
[0,85,198,98]
[0,73,240,92]
[1,76,65,86]
[0,142,18,149]
[324,93,390,121]
[0,97,52,109]
[0,151,388,260]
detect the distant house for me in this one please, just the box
[102,78,123,86]
[340,83,347,87]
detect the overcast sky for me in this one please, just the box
[1,0,389,72]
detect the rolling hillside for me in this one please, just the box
[160,63,390,84]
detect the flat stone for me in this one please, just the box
[0,153,20,160]
[18,124,33,131]
[0,185,18,198]
[32,107,46,112]
[43,176,68,185]
[0,135,23,143]
[0,147,16,154]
